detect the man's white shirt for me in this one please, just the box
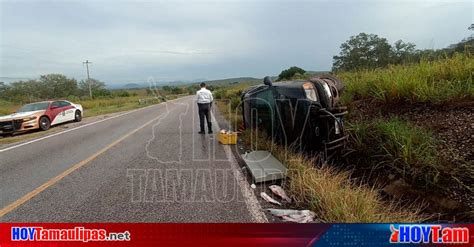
[196,88,214,104]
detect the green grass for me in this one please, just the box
[348,118,441,185]
[214,84,251,129]
[338,53,474,104]
[0,99,18,115]
[77,96,162,117]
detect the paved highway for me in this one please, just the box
[0,96,264,222]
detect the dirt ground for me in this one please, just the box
[350,100,473,171]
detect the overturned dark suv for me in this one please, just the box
[241,75,348,157]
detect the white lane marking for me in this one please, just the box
[211,112,268,223]
[0,96,190,153]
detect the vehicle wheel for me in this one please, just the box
[74,110,82,122]
[39,116,51,131]
[313,80,331,109]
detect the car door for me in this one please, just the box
[50,101,74,125]
[59,101,76,121]
[49,101,64,125]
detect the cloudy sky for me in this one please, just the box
[0,0,472,85]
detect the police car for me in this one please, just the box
[0,100,83,135]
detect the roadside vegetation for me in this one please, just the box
[214,31,473,221]
[215,87,424,222]
[213,83,249,128]
[242,130,425,222]
[339,53,473,104]
[335,33,473,219]
[348,118,440,184]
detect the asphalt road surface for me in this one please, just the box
[0,96,264,222]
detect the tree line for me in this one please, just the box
[278,25,472,79]
[0,73,202,104]
[332,30,473,71]
[277,29,472,79]
[0,74,109,102]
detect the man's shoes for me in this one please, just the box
[208,130,213,134]
[198,131,205,134]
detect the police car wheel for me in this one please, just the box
[74,110,82,122]
[39,116,51,131]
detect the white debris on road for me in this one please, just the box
[266,208,316,223]
[260,192,282,206]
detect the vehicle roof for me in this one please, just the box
[24,101,52,105]
[24,100,71,105]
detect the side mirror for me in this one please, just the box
[263,76,273,86]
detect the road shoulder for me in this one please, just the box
[212,106,268,223]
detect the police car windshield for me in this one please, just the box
[17,102,50,112]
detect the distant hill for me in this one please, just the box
[107,72,333,89]
[108,76,271,89]
[203,77,262,86]
[107,83,147,89]
[123,83,145,89]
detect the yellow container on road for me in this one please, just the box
[218,131,237,145]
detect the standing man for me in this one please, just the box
[196,82,213,134]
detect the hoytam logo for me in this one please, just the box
[390,225,469,244]
[11,227,131,242]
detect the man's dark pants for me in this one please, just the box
[198,103,212,132]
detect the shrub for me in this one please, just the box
[115,90,131,97]
[278,66,306,81]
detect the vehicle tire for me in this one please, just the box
[39,116,51,131]
[74,110,82,122]
[313,80,332,110]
